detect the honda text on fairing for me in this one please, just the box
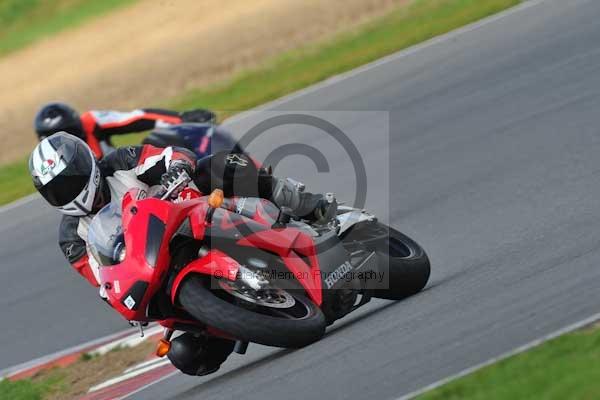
[87,169,431,363]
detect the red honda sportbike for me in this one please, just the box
[88,173,430,356]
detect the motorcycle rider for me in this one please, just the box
[29,132,336,375]
[34,102,217,159]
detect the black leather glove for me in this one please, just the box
[161,161,193,197]
[180,109,217,123]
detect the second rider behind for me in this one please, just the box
[34,102,217,159]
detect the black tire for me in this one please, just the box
[343,221,430,300]
[177,275,326,348]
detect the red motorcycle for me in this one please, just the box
[88,172,430,359]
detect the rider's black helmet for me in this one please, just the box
[29,132,104,216]
[34,102,84,141]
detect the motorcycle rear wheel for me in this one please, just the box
[178,274,326,348]
[342,221,430,300]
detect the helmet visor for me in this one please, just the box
[38,151,93,207]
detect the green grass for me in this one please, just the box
[0,158,33,205]
[417,324,600,400]
[172,0,520,113]
[1,0,520,206]
[0,0,137,57]
[0,371,65,400]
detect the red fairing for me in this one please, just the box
[72,255,100,287]
[236,228,323,305]
[98,187,324,329]
[170,249,240,304]
[100,191,203,321]
[188,203,209,239]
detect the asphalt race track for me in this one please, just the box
[3,0,600,398]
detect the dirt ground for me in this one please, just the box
[0,0,405,164]
[31,340,156,399]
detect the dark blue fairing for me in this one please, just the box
[142,123,243,159]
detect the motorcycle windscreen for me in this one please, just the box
[88,202,125,266]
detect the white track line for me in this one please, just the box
[397,312,600,400]
[120,370,180,400]
[123,357,166,374]
[88,358,171,393]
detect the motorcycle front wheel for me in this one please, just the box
[177,274,326,348]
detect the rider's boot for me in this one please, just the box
[271,178,337,224]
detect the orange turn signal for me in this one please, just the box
[208,189,224,209]
[156,338,171,357]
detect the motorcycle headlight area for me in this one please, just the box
[87,202,126,266]
[89,234,126,267]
